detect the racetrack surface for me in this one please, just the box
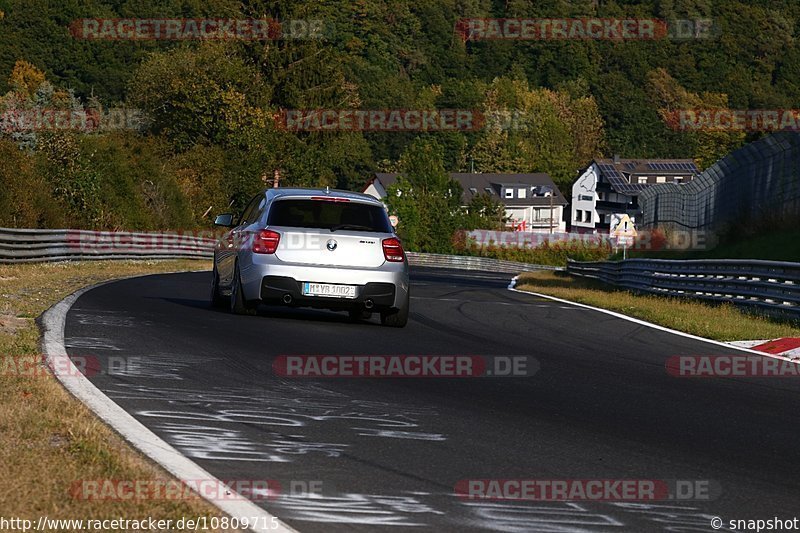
[64,267,800,532]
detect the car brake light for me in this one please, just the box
[253,229,280,254]
[310,196,350,202]
[382,237,405,262]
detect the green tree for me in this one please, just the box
[647,67,745,169]
[464,192,505,230]
[469,77,605,191]
[385,138,463,252]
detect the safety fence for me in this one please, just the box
[639,132,800,229]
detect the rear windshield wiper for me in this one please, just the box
[329,224,375,232]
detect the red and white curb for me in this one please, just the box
[728,338,800,361]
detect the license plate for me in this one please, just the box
[302,282,357,299]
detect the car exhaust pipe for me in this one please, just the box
[364,299,374,309]
[283,294,293,304]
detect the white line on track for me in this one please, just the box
[40,276,297,533]
[507,275,800,365]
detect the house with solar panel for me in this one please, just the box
[571,157,699,233]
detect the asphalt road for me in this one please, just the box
[64,267,800,532]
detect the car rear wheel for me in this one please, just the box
[210,263,227,308]
[230,264,257,315]
[380,291,409,328]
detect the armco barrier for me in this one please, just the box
[568,258,800,319]
[0,228,215,263]
[406,252,559,273]
[0,228,558,273]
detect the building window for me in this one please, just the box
[518,188,526,198]
[469,187,478,194]
[656,176,666,183]
[504,189,514,199]
[485,187,495,195]
[638,177,648,184]
[579,194,593,201]
[598,192,604,201]
[585,211,592,223]
[576,210,583,222]
[675,177,684,184]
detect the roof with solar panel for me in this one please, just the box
[592,158,699,196]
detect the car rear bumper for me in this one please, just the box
[261,277,398,310]
[240,261,409,310]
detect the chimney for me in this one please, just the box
[272,169,281,188]
[613,154,620,164]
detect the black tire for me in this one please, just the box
[230,264,257,316]
[210,263,226,308]
[380,291,409,328]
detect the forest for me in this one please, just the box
[0,0,792,239]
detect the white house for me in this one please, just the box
[571,157,699,233]
[364,172,568,232]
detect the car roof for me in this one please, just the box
[265,187,384,205]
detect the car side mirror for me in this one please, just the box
[214,213,235,227]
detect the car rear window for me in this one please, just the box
[267,199,392,233]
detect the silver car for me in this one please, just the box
[211,188,410,327]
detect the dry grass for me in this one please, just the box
[0,259,244,530]
[516,270,800,342]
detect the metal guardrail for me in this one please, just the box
[0,228,557,274]
[568,258,800,318]
[406,252,560,273]
[0,228,215,263]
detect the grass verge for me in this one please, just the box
[515,270,800,342]
[0,259,243,531]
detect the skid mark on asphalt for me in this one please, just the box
[105,382,446,464]
[457,501,718,532]
[263,492,716,531]
[267,492,443,527]
[106,355,203,380]
[71,312,154,327]
[65,336,123,351]
[65,272,748,532]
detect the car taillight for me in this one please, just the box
[310,196,350,202]
[253,229,280,254]
[382,237,405,262]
